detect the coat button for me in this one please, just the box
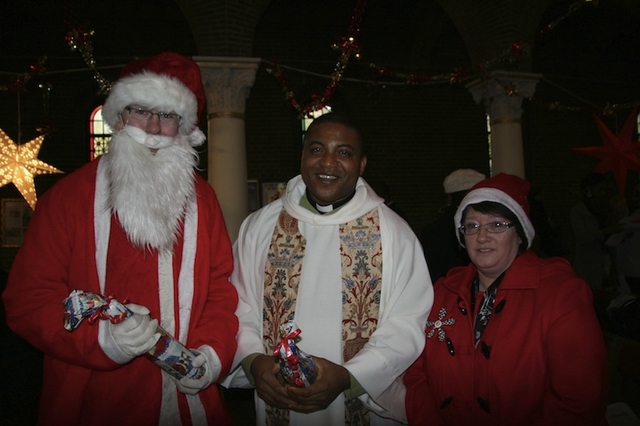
[481,341,491,359]
[477,396,491,413]
[439,396,453,409]
[446,337,455,356]
[457,297,467,315]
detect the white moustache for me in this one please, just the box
[122,125,176,150]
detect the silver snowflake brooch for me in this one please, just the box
[426,308,455,341]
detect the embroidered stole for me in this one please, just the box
[262,208,383,426]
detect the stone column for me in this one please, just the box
[466,71,541,178]
[194,56,260,242]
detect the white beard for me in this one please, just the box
[103,126,199,254]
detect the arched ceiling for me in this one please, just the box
[175,0,272,56]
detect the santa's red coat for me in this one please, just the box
[3,158,238,425]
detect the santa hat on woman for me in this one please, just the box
[454,173,536,249]
[102,52,206,141]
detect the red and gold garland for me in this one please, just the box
[63,1,111,95]
[266,0,367,119]
[0,57,48,93]
[369,42,526,85]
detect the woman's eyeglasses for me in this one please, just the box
[459,221,514,235]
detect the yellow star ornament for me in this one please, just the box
[0,128,63,210]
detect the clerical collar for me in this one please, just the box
[305,188,356,214]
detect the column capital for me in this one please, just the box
[194,56,261,118]
[466,71,541,121]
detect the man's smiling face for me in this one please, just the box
[301,121,367,206]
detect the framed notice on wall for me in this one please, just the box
[1,198,33,247]
[261,181,287,207]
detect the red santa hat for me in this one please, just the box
[454,173,535,248]
[102,52,206,136]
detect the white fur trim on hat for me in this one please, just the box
[453,187,535,249]
[102,71,198,135]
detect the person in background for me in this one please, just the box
[222,112,433,425]
[370,180,408,221]
[527,185,566,258]
[405,173,608,425]
[420,169,486,282]
[571,172,623,290]
[608,181,640,296]
[2,52,238,426]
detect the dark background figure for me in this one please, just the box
[528,186,567,258]
[604,181,640,341]
[420,169,485,283]
[613,182,640,296]
[370,180,408,221]
[570,172,624,291]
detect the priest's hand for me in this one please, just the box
[284,356,351,413]
[251,354,294,409]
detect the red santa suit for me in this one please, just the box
[2,156,238,426]
[404,250,608,426]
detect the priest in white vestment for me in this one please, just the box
[222,113,433,425]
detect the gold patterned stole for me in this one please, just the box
[263,210,305,425]
[340,209,382,425]
[263,210,306,353]
[263,208,382,426]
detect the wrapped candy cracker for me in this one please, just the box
[63,290,204,380]
[273,320,317,387]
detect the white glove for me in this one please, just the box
[109,304,160,358]
[175,346,219,395]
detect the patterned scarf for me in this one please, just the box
[471,270,506,348]
[262,208,383,425]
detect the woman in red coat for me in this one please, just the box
[404,173,608,426]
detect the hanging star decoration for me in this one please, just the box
[0,128,63,210]
[572,108,640,196]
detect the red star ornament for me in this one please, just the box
[572,108,640,196]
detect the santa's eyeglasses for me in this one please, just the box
[125,106,180,125]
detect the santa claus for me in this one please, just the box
[3,52,239,426]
